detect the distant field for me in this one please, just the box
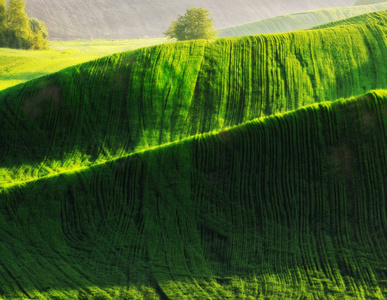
[354,0,386,5]
[0,38,168,91]
[23,0,354,40]
[218,3,387,37]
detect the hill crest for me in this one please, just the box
[218,3,387,37]
[1,11,387,187]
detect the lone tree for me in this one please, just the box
[164,7,216,41]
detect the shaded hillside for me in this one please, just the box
[1,12,387,186]
[218,3,387,37]
[22,0,354,40]
[0,90,386,299]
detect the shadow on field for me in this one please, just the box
[0,96,386,298]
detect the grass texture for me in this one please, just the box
[0,11,387,299]
[1,10,387,187]
[0,90,386,299]
[0,38,168,91]
[218,3,387,38]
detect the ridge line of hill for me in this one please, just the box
[312,8,387,29]
[1,12,387,188]
[0,89,386,298]
[1,89,384,191]
[1,8,386,95]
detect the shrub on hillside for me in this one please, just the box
[29,18,48,49]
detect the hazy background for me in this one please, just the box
[23,0,356,40]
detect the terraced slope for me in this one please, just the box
[218,3,387,37]
[0,90,386,299]
[1,11,387,187]
[22,0,354,40]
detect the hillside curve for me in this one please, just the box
[0,90,386,298]
[1,11,387,187]
[218,3,387,37]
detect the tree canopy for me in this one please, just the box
[164,7,216,41]
[0,0,48,49]
[0,0,7,46]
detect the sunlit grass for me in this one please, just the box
[1,10,387,187]
[0,11,387,299]
[0,38,169,91]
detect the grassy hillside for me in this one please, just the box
[218,3,387,37]
[0,90,386,299]
[23,0,354,40]
[1,11,387,187]
[313,8,387,29]
[0,38,168,91]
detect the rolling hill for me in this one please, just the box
[22,0,354,40]
[312,8,387,29]
[0,90,386,299]
[218,3,387,37]
[1,8,387,300]
[1,10,387,187]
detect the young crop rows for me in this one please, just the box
[0,91,386,298]
[0,9,386,300]
[1,11,387,187]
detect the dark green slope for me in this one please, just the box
[1,12,387,187]
[1,90,386,299]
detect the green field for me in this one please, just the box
[0,90,386,299]
[0,8,387,300]
[2,10,387,187]
[218,3,387,37]
[0,38,168,91]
